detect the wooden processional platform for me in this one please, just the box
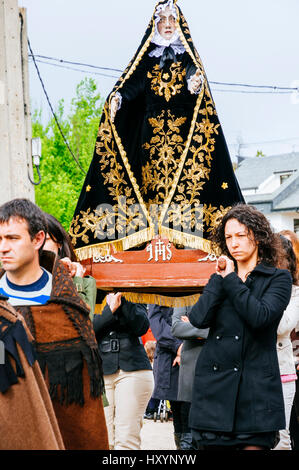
[81,237,217,297]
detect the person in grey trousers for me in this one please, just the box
[171,305,209,449]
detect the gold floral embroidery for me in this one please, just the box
[69,105,147,246]
[166,203,230,234]
[164,96,222,233]
[147,62,186,102]
[141,110,186,204]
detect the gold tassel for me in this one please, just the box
[94,298,107,314]
[159,227,213,253]
[94,291,201,314]
[75,227,155,261]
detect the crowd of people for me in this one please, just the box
[0,198,298,451]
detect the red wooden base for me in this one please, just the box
[81,238,216,294]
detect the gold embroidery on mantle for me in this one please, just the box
[142,110,186,205]
[71,3,233,258]
[159,89,227,235]
[147,62,186,102]
[69,105,150,250]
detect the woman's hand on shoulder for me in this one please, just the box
[60,257,86,278]
[106,292,122,313]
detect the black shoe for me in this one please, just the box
[180,433,194,450]
[174,433,181,450]
[144,412,155,419]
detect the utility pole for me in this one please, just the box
[0,0,35,205]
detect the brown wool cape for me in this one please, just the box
[1,255,109,450]
[0,299,65,450]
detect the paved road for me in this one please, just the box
[141,417,176,450]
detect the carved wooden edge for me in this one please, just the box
[81,238,217,291]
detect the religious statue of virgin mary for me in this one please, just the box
[70,0,244,260]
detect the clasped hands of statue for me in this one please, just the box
[109,69,203,123]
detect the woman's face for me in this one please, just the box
[43,233,60,256]
[157,7,176,40]
[224,218,258,265]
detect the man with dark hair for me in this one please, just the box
[0,198,109,450]
[0,199,51,305]
[0,197,48,245]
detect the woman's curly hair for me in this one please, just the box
[276,234,298,285]
[211,203,278,266]
[279,230,299,267]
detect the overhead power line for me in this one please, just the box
[27,42,87,175]
[28,45,299,158]
[229,136,299,147]
[32,58,120,79]
[28,53,299,94]
[213,89,291,95]
[210,80,296,92]
[30,54,123,73]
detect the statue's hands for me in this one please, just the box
[189,69,203,94]
[110,95,119,122]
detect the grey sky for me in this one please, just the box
[20,0,299,160]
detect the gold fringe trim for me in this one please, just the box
[75,227,155,261]
[75,225,215,261]
[94,291,201,314]
[122,292,201,308]
[159,226,213,253]
[94,297,107,315]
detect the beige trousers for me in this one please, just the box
[274,380,296,450]
[104,369,154,450]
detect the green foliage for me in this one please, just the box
[256,149,266,158]
[32,78,104,230]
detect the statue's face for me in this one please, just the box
[157,6,176,40]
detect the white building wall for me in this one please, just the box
[266,212,295,232]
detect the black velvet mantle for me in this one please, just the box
[70,0,244,261]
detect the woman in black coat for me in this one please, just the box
[148,304,185,449]
[189,204,293,450]
[93,294,153,450]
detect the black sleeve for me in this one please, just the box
[189,274,226,329]
[115,60,147,103]
[222,270,293,330]
[93,300,149,338]
[93,304,116,335]
[120,299,150,336]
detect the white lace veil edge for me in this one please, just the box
[151,0,182,48]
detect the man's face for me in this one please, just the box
[0,217,44,277]
[157,6,176,40]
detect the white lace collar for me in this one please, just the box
[149,39,185,58]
